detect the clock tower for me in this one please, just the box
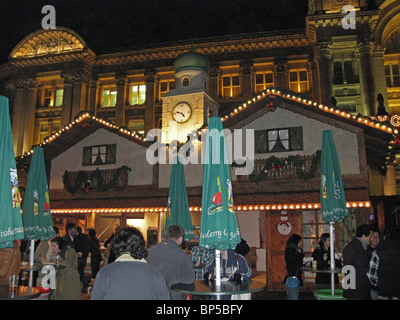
[161,50,218,143]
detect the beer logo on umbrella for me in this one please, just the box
[33,190,39,215]
[333,172,341,199]
[43,187,50,215]
[208,177,235,215]
[166,197,172,219]
[10,168,21,208]
[322,175,327,199]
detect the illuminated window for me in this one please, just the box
[130,83,146,105]
[222,75,240,98]
[385,64,400,87]
[289,70,308,93]
[43,89,53,107]
[159,80,176,99]
[255,72,274,92]
[101,87,117,108]
[52,122,60,133]
[127,119,145,131]
[255,127,303,153]
[82,144,116,166]
[42,88,63,107]
[39,123,49,142]
[302,211,329,254]
[55,89,63,107]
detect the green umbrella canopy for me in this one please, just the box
[0,96,25,248]
[200,117,241,250]
[22,146,54,240]
[320,130,348,223]
[164,156,194,241]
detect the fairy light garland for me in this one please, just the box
[51,201,370,214]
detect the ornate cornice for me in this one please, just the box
[61,68,91,84]
[95,32,309,66]
[10,28,86,59]
[273,58,288,73]
[315,42,332,60]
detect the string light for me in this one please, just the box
[51,201,371,214]
[20,112,147,160]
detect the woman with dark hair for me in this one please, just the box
[88,229,102,281]
[284,234,304,300]
[311,233,342,290]
[48,236,81,300]
[91,227,170,300]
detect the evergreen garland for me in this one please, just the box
[246,150,321,184]
[62,165,131,194]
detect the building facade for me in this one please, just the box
[1,0,400,289]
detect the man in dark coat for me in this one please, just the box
[146,225,195,300]
[62,223,77,248]
[342,224,372,300]
[367,226,400,299]
[74,226,90,290]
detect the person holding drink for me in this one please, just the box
[311,233,342,290]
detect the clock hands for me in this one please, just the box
[174,111,185,117]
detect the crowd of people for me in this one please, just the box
[1,218,399,301]
[284,223,400,300]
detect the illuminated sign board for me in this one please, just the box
[370,115,400,127]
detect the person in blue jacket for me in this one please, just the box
[205,248,253,299]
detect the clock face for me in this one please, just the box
[172,102,192,123]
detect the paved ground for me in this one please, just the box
[82,271,316,300]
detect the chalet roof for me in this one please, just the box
[17,112,150,167]
[219,89,397,174]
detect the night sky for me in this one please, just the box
[0,0,309,64]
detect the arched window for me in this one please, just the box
[182,77,190,87]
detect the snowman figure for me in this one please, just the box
[277,211,292,235]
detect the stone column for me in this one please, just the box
[144,71,156,134]
[115,73,126,126]
[357,42,376,116]
[240,60,253,99]
[12,77,30,156]
[371,44,389,115]
[273,58,288,90]
[60,72,74,127]
[88,75,98,114]
[22,80,38,154]
[315,42,333,106]
[308,58,320,102]
[71,71,89,119]
[208,65,220,101]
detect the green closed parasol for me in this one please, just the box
[22,146,54,240]
[320,130,348,295]
[22,146,55,286]
[164,156,194,241]
[0,95,25,249]
[200,117,241,286]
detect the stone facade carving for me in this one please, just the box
[315,42,332,60]
[335,88,358,96]
[11,29,85,59]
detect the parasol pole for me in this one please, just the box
[29,239,35,287]
[329,222,335,295]
[215,249,221,287]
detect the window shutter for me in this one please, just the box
[82,147,91,166]
[106,144,117,164]
[254,130,267,154]
[290,127,303,151]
